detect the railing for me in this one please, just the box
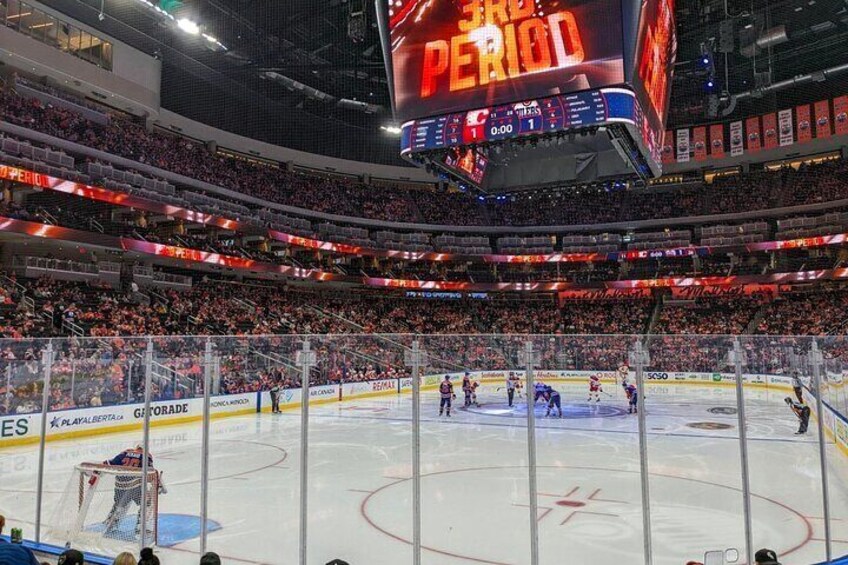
[14,256,99,276]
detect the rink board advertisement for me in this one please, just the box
[0,393,258,446]
[5,374,848,459]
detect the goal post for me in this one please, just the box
[49,463,160,551]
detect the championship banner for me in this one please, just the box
[670,284,778,299]
[676,128,690,162]
[692,127,707,161]
[559,288,652,303]
[815,100,832,139]
[662,130,674,164]
[709,124,724,158]
[763,113,778,149]
[729,121,743,156]
[795,104,812,143]
[745,116,761,152]
[778,108,794,146]
[834,96,848,136]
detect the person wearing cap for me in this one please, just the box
[200,552,222,565]
[137,547,159,565]
[57,549,85,565]
[755,547,781,564]
[0,514,40,565]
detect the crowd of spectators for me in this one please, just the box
[653,295,772,335]
[2,274,848,416]
[3,85,848,229]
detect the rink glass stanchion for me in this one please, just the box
[810,339,834,562]
[519,340,540,565]
[34,339,54,543]
[404,339,427,565]
[200,338,214,555]
[730,338,754,565]
[296,339,317,565]
[629,340,653,565]
[140,338,154,552]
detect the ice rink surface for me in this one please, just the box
[3,382,847,565]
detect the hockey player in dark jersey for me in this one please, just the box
[533,382,547,404]
[785,397,811,434]
[462,372,473,408]
[626,384,638,414]
[102,446,166,537]
[543,385,562,418]
[439,375,456,417]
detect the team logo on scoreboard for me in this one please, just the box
[463,108,490,142]
[513,101,541,118]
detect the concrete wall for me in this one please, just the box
[0,0,160,116]
[153,109,436,183]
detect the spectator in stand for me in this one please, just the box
[2,85,848,228]
[57,549,85,565]
[137,547,159,565]
[113,553,137,565]
[755,548,781,565]
[200,552,222,565]
[0,514,39,565]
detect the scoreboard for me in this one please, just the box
[401,88,640,154]
[376,0,676,190]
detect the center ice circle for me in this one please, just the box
[361,465,811,565]
[466,401,630,419]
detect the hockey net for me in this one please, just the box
[49,463,160,551]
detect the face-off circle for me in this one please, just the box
[361,465,811,565]
[465,402,630,419]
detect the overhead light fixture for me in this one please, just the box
[7,11,32,19]
[29,22,54,29]
[381,125,402,135]
[177,17,200,35]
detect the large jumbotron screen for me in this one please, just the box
[379,0,676,185]
[386,0,627,123]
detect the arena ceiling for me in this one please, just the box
[37,0,848,165]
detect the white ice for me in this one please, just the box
[3,382,847,565]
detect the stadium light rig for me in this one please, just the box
[380,125,402,135]
[126,0,228,51]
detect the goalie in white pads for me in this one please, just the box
[102,446,166,537]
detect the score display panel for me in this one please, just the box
[377,0,676,188]
[401,87,639,154]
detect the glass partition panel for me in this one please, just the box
[0,339,48,543]
[38,337,152,557]
[646,334,745,565]
[205,335,303,565]
[534,335,646,565]
[418,335,531,565]
[814,335,848,563]
[305,334,413,564]
[741,336,827,565]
